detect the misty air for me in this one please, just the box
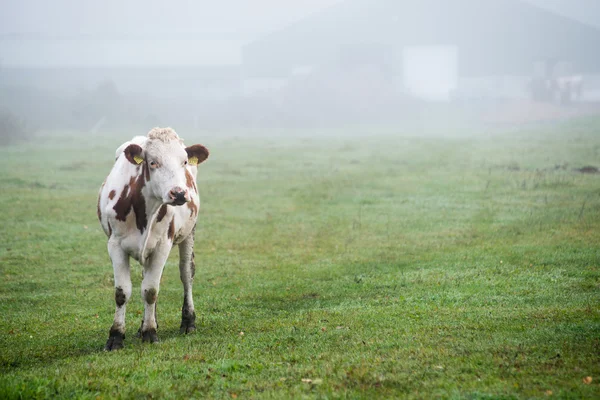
[1,1,599,398]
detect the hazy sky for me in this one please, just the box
[1,0,598,37]
[0,0,341,66]
[0,0,342,37]
[0,0,598,67]
[527,0,600,28]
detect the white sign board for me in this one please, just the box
[402,46,458,101]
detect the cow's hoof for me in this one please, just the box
[105,330,125,351]
[180,324,196,334]
[180,310,196,334]
[136,317,158,338]
[141,328,159,343]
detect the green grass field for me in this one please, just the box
[0,121,599,399]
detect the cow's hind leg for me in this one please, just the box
[105,242,132,351]
[136,302,159,337]
[139,244,170,343]
[178,233,196,334]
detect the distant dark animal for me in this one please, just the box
[575,166,599,174]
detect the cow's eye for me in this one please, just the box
[150,161,158,168]
[184,160,188,166]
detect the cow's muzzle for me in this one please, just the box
[169,187,188,206]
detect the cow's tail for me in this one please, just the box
[139,205,161,264]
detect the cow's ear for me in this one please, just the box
[185,144,209,166]
[124,144,144,165]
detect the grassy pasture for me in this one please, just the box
[0,121,599,399]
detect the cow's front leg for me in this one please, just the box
[139,243,171,343]
[178,233,196,334]
[105,241,132,351]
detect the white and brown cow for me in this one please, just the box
[97,127,209,350]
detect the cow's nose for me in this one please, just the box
[169,187,188,205]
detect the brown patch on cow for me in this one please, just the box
[113,174,148,233]
[168,217,175,240]
[187,200,198,219]
[144,288,157,304]
[157,204,168,223]
[97,181,105,222]
[97,195,102,222]
[124,144,143,165]
[191,251,196,278]
[185,170,197,192]
[189,226,196,278]
[115,287,126,307]
[108,190,116,200]
[113,179,131,221]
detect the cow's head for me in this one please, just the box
[123,128,209,206]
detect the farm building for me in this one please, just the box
[242,0,600,101]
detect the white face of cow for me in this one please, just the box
[123,135,209,206]
[145,140,190,205]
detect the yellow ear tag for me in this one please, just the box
[188,156,199,166]
[133,155,144,165]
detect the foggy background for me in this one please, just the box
[1,0,600,140]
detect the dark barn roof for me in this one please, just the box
[242,0,600,78]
